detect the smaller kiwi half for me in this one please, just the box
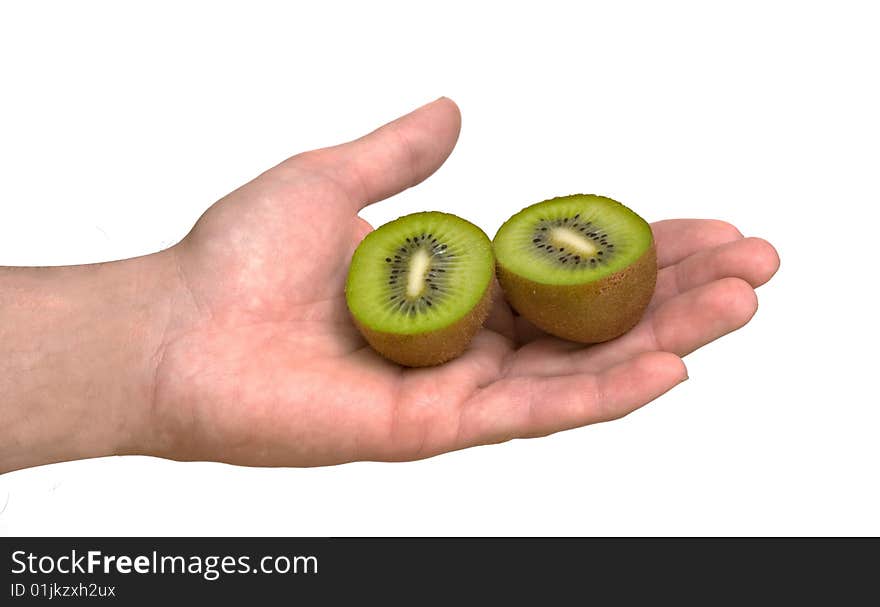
[345,212,494,367]
[494,194,656,343]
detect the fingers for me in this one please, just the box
[649,237,780,310]
[456,351,686,448]
[574,277,758,373]
[285,97,462,210]
[651,219,744,267]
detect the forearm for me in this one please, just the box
[0,253,176,473]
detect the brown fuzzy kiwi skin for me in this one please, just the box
[497,244,657,343]
[352,284,493,367]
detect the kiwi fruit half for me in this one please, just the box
[494,194,656,343]
[345,212,494,367]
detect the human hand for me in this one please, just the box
[147,97,780,467]
[0,98,779,473]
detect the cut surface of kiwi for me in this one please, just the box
[494,194,657,343]
[346,212,494,366]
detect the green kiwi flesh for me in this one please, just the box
[493,194,656,343]
[346,212,494,366]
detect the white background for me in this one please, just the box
[1,1,878,536]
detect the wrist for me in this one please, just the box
[0,251,182,472]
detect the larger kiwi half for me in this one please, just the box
[494,194,657,343]
[346,212,494,367]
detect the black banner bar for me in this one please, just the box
[1,538,876,603]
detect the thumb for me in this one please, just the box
[279,97,462,211]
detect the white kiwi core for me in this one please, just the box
[406,248,431,298]
[549,227,598,256]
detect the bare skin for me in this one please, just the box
[0,98,780,474]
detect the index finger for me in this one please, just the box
[651,219,744,267]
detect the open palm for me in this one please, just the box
[150,98,779,467]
